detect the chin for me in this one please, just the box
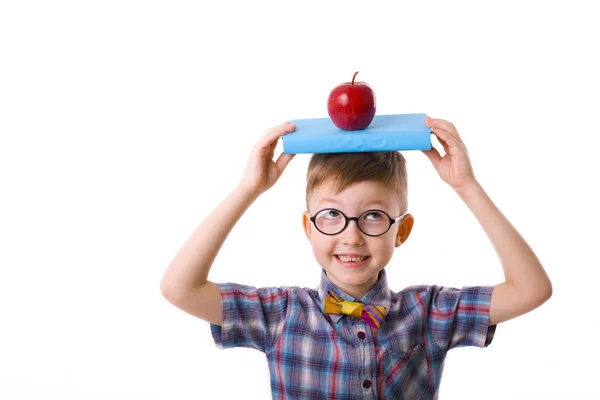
[328,264,376,283]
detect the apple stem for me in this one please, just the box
[352,71,359,85]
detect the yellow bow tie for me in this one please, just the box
[323,290,386,329]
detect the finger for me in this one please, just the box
[429,117,456,132]
[437,135,451,155]
[425,115,433,128]
[275,152,295,174]
[263,121,296,143]
[255,122,295,154]
[428,118,461,140]
[431,126,463,155]
[430,128,450,154]
[254,136,276,158]
[421,145,442,165]
[266,143,276,160]
[265,120,292,132]
[269,140,278,152]
[259,122,289,144]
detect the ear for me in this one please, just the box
[395,213,414,247]
[302,211,313,242]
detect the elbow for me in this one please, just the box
[527,278,553,309]
[538,269,553,303]
[160,270,180,299]
[541,279,553,303]
[160,278,176,300]
[160,278,207,301]
[160,281,170,299]
[160,282,184,306]
[511,275,552,312]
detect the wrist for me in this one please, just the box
[454,179,483,199]
[234,183,262,203]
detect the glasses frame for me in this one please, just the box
[308,208,409,237]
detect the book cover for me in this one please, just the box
[283,113,432,154]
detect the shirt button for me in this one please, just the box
[362,379,372,389]
[357,331,366,339]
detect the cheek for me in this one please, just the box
[311,237,335,257]
[372,235,396,259]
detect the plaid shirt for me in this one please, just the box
[210,269,496,399]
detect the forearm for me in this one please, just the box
[160,184,258,293]
[456,181,552,302]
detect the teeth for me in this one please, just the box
[337,255,368,262]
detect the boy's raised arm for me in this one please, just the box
[160,122,296,325]
[160,186,258,325]
[422,116,552,326]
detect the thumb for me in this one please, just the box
[275,152,295,175]
[421,147,441,165]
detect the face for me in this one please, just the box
[302,180,414,300]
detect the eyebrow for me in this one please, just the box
[318,198,389,209]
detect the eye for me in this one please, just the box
[364,211,385,220]
[321,209,342,219]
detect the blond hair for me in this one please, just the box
[306,152,408,212]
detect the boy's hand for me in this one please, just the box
[239,121,296,197]
[422,116,477,192]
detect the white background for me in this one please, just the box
[1,1,599,399]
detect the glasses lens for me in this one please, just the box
[315,209,346,234]
[358,210,390,236]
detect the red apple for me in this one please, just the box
[327,71,376,130]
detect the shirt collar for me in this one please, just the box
[317,268,392,324]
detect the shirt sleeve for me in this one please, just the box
[209,282,293,353]
[426,285,496,352]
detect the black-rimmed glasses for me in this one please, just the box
[308,208,408,237]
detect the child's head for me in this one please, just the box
[302,152,414,299]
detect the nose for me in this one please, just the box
[340,218,365,246]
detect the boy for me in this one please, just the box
[160,116,552,399]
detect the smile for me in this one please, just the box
[335,255,369,262]
[334,255,371,269]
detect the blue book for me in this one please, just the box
[283,113,432,154]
